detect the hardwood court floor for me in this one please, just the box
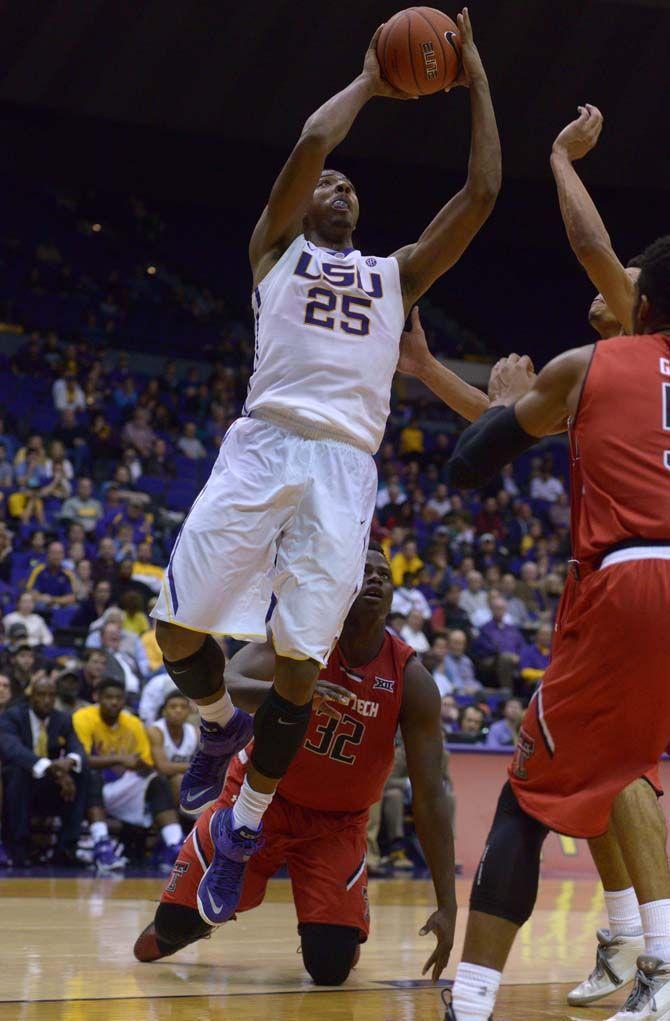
[0,875,631,1020]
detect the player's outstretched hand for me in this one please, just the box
[362,25,419,100]
[447,8,487,91]
[420,905,456,982]
[313,680,352,720]
[552,104,603,161]
[488,353,536,406]
[397,306,431,377]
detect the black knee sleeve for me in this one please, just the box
[155,903,212,950]
[164,635,225,700]
[250,686,312,780]
[300,923,360,986]
[469,781,548,927]
[146,775,177,817]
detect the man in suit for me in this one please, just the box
[0,675,87,866]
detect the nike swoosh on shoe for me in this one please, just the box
[207,889,224,915]
[185,788,212,802]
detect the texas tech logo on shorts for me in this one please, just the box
[166,860,190,893]
[373,676,395,693]
[511,729,535,780]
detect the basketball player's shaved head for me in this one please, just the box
[303,169,360,242]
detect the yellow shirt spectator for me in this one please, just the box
[391,543,424,587]
[141,627,163,674]
[73,704,153,776]
[399,424,424,455]
[123,610,150,636]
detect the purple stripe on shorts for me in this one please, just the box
[168,559,179,613]
[165,474,215,617]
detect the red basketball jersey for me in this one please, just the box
[570,334,670,568]
[276,630,413,812]
[230,630,409,814]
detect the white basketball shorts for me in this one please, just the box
[152,416,378,665]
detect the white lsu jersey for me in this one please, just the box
[243,234,405,454]
[154,717,198,763]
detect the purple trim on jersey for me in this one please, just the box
[325,247,354,256]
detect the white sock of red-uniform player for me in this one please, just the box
[604,887,643,937]
[451,962,501,1021]
[640,900,670,960]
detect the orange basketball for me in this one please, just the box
[377,7,462,96]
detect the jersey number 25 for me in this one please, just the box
[304,287,372,337]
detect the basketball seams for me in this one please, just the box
[412,6,447,91]
[405,10,423,95]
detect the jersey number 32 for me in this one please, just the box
[304,712,366,765]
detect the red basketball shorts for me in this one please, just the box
[509,559,670,838]
[162,789,370,940]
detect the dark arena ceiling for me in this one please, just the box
[1,0,669,192]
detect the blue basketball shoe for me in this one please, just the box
[196,807,262,925]
[180,709,254,815]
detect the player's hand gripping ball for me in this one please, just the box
[376,7,462,95]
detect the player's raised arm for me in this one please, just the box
[397,306,490,421]
[447,347,592,488]
[551,105,635,333]
[249,27,416,284]
[399,657,457,982]
[394,8,501,313]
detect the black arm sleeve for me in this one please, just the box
[447,405,537,488]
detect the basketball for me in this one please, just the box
[377,7,462,96]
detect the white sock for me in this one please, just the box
[90,821,109,843]
[231,777,274,833]
[640,900,670,960]
[161,823,183,847]
[604,887,643,937]
[199,690,235,728]
[451,961,502,1021]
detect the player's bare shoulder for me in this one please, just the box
[250,231,301,288]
